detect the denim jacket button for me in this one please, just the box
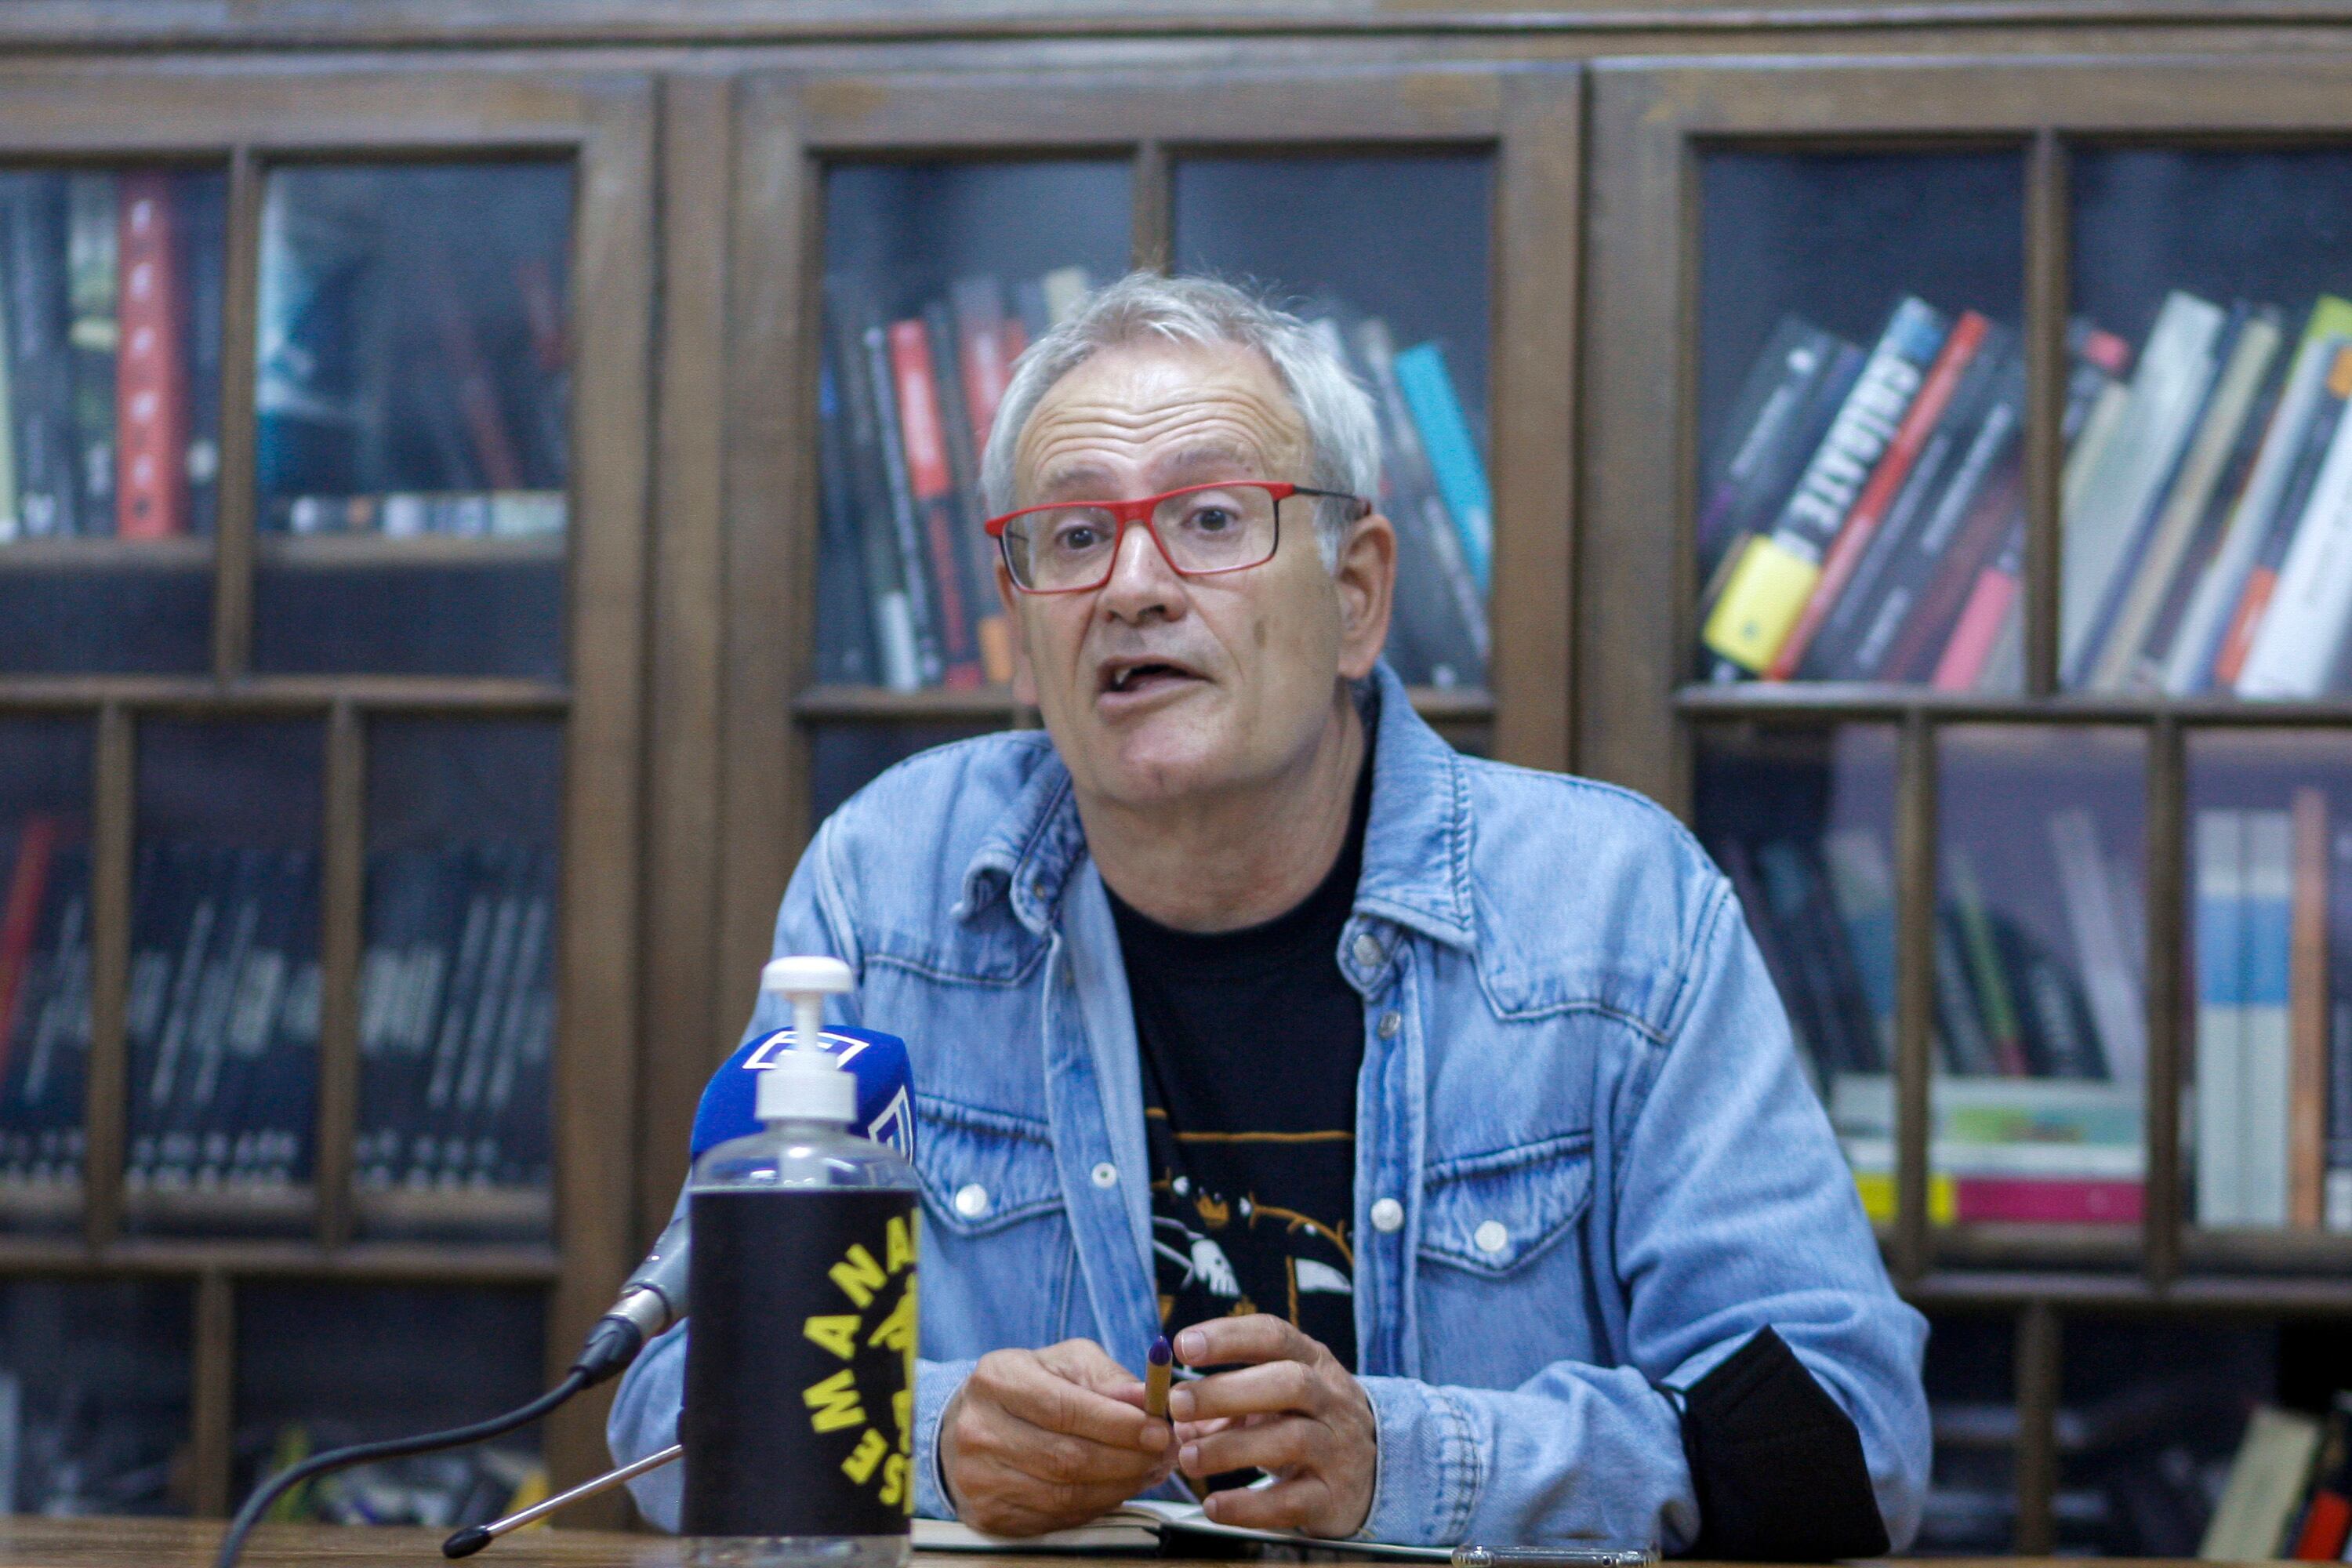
[1370,1197,1404,1232]
[1352,934,1384,969]
[1377,1010,1401,1040]
[954,1183,989,1219]
[1091,1162,1120,1189]
[1475,1220,1508,1254]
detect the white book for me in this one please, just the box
[2048,807,2147,1085]
[2240,810,2295,1226]
[2194,809,2245,1227]
[916,1498,1468,1560]
[2062,291,2227,684]
[2238,375,2352,697]
[2165,307,2352,693]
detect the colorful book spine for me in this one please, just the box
[948,276,1014,460]
[3,174,82,538]
[1696,317,1846,579]
[1929,503,2024,691]
[2048,805,2145,1087]
[922,301,1012,684]
[2215,343,2352,690]
[64,172,118,535]
[2330,826,2352,1233]
[2241,808,2295,1228]
[858,315,944,688]
[1354,315,1489,683]
[2238,339,2352,697]
[819,281,922,691]
[2291,787,2330,1229]
[113,172,191,539]
[2195,808,2247,1226]
[1702,296,1947,676]
[1392,341,1491,595]
[886,318,983,689]
[1769,311,1992,680]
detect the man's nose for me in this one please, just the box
[1095,516,1185,622]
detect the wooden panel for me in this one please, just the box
[1490,67,1581,773]
[1131,140,1172,272]
[191,1269,234,1518]
[637,71,736,1247]
[1894,713,1936,1284]
[211,146,262,681]
[0,70,609,153]
[716,75,818,1020]
[2022,129,2067,698]
[2013,1300,2061,1554]
[543,75,659,1508]
[0,677,569,716]
[2142,716,2184,1287]
[314,702,365,1250]
[81,705,135,1249]
[1578,67,1687,805]
[792,64,1506,150]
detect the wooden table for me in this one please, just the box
[0,1519,2127,1568]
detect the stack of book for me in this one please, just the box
[256,173,569,543]
[0,170,223,543]
[353,844,555,1236]
[121,843,323,1229]
[817,268,1492,692]
[1699,299,2129,688]
[1712,807,2149,1225]
[2067,294,2352,699]
[2194,790,2352,1232]
[0,815,93,1225]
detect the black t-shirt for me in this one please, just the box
[1105,755,1371,1374]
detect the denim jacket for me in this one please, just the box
[608,664,1930,1550]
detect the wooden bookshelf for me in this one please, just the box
[0,2,2346,1552]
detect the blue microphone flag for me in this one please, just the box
[689,1025,915,1160]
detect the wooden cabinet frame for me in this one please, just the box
[0,64,655,1505]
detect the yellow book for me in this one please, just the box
[1703,534,1822,673]
[1851,1170,1957,1226]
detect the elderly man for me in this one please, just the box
[611,272,1929,1554]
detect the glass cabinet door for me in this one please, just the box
[1174,154,1495,694]
[252,162,572,680]
[2066,149,2352,700]
[1693,151,2029,691]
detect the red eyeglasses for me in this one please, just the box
[983,481,1371,594]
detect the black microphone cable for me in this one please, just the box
[212,1283,675,1568]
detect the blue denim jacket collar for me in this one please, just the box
[956,662,1476,951]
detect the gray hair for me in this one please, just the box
[978,270,1382,568]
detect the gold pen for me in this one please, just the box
[1145,1334,1173,1417]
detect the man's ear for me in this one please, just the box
[1332,511,1397,682]
[997,561,1038,706]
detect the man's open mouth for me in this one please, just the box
[1099,658,1202,695]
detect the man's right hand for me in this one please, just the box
[938,1340,1174,1537]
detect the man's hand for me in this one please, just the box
[939,1340,1174,1537]
[1167,1315,1377,1538]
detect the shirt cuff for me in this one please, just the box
[1358,1375,1485,1546]
[916,1356,979,1520]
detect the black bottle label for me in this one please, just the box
[682,1186,919,1538]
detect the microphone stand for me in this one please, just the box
[442,1445,682,1557]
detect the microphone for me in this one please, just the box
[576,1021,916,1379]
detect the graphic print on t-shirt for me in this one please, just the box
[1145,1110,1357,1365]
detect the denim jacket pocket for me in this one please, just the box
[1417,1131,1595,1278]
[914,1094,1065,1239]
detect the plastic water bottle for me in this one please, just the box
[681,956,920,1568]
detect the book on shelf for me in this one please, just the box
[1694,299,2125,690]
[121,842,321,1225]
[0,169,222,543]
[815,269,1494,694]
[2194,799,2352,1232]
[1703,295,1949,679]
[0,818,92,1218]
[2202,1406,2327,1562]
[1833,1073,2143,1226]
[354,841,554,1232]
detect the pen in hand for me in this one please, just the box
[1145,1334,1173,1418]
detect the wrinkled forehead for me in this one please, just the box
[1012,338,1310,503]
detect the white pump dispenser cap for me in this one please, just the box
[756,956,856,1123]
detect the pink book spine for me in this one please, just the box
[1931,563,2019,691]
[1954,1177,2143,1225]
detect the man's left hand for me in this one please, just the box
[1166,1315,1377,1538]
